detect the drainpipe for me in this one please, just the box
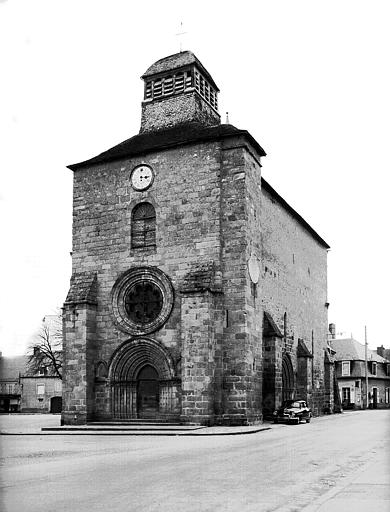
[365,326,369,409]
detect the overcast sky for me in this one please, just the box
[1,0,389,355]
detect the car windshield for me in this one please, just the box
[283,401,302,408]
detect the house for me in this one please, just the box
[20,315,63,413]
[19,374,62,413]
[0,352,62,413]
[0,314,63,414]
[331,338,390,409]
[62,50,332,426]
[0,353,25,412]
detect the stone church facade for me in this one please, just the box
[62,51,333,426]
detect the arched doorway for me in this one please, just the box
[282,354,294,402]
[109,338,178,420]
[137,365,159,417]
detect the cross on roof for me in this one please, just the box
[175,21,187,53]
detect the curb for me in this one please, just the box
[0,427,271,437]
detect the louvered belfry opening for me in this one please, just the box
[144,67,218,112]
[131,202,156,248]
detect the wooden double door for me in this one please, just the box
[136,365,159,418]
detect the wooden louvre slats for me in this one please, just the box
[174,72,184,93]
[163,76,173,95]
[144,68,218,112]
[153,79,162,98]
[185,71,192,88]
[145,81,153,99]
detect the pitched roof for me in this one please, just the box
[67,123,266,171]
[263,312,283,338]
[331,338,389,363]
[0,355,27,380]
[261,179,330,249]
[141,51,219,90]
[297,339,313,358]
[65,272,98,305]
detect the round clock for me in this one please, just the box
[131,165,154,191]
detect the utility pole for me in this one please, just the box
[365,325,369,409]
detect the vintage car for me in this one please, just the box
[273,399,312,425]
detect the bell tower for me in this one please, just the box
[139,51,220,133]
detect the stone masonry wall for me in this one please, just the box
[140,93,220,133]
[20,377,62,413]
[181,291,223,425]
[68,141,224,423]
[243,148,266,422]
[219,139,263,424]
[260,187,329,415]
[62,303,96,424]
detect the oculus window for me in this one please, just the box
[125,281,163,324]
[111,267,174,335]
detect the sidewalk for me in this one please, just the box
[303,448,390,512]
[0,413,271,436]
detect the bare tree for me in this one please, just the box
[27,314,63,379]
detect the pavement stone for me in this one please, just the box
[302,448,390,512]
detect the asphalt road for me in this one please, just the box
[1,410,389,512]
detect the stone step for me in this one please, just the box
[88,420,184,426]
[42,424,204,432]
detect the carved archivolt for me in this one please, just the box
[109,337,175,382]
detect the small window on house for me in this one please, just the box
[355,380,360,388]
[36,384,45,395]
[342,361,350,377]
[385,388,390,404]
[372,362,377,376]
[131,202,156,249]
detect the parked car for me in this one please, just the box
[273,399,312,425]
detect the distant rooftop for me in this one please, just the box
[0,355,27,380]
[331,338,389,363]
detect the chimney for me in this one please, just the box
[377,345,385,357]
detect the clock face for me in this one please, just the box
[131,165,154,191]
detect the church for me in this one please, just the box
[62,51,333,426]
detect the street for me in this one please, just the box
[1,410,389,511]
